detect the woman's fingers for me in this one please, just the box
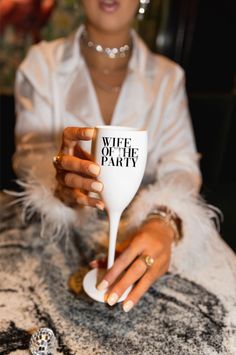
[122,259,168,312]
[98,246,168,310]
[97,240,143,291]
[106,258,147,306]
[55,185,104,209]
[105,255,168,310]
[74,143,94,160]
[76,190,104,209]
[63,127,94,141]
[59,127,94,155]
[53,127,105,209]
[54,153,100,178]
[54,153,102,194]
[56,171,103,193]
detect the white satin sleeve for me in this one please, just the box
[125,68,220,276]
[156,68,201,189]
[127,69,201,221]
[12,46,89,241]
[13,44,57,175]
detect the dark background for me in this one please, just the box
[1,0,236,250]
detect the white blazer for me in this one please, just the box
[12,26,236,305]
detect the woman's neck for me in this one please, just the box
[85,21,131,49]
[81,22,132,71]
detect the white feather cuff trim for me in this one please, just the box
[7,156,92,241]
[126,176,220,276]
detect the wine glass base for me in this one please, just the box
[83,268,132,303]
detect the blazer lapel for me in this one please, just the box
[111,32,157,129]
[64,65,103,126]
[56,25,103,126]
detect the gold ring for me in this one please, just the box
[138,255,154,268]
[53,153,63,167]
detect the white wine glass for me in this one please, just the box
[83,125,147,302]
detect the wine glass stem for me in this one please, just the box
[107,211,122,269]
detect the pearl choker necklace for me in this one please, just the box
[81,30,131,59]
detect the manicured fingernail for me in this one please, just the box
[84,128,94,138]
[88,164,100,176]
[107,293,119,306]
[76,199,88,206]
[97,280,109,291]
[91,181,103,192]
[123,300,134,313]
[96,202,104,211]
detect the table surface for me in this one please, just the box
[0,193,235,355]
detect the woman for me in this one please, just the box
[13,0,236,317]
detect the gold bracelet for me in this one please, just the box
[146,206,183,244]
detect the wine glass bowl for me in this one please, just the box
[92,126,148,214]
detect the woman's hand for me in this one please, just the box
[93,219,174,312]
[53,127,104,210]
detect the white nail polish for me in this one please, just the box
[76,199,88,206]
[97,280,109,291]
[123,300,134,312]
[107,293,119,306]
[91,181,103,192]
[88,165,100,176]
[96,203,104,211]
[84,128,94,138]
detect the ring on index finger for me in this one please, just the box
[53,152,64,169]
